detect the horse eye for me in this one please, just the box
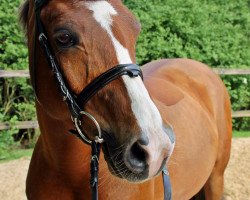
[55,31,74,48]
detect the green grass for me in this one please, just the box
[0,148,33,163]
[233,131,250,138]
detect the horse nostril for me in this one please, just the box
[126,141,148,174]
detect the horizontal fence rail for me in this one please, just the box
[1,69,250,78]
[0,69,249,131]
[212,68,250,75]
[0,70,30,78]
[0,110,249,131]
[0,121,39,130]
[231,110,250,118]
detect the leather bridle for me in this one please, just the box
[33,0,172,199]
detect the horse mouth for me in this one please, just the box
[102,143,123,179]
[102,142,149,182]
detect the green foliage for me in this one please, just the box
[0,0,28,70]
[0,148,33,162]
[124,0,250,130]
[124,0,250,67]
[223,76,250,130]
[0,0,35,153]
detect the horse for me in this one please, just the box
[20,0,232,199]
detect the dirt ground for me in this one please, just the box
[0,138,249,200]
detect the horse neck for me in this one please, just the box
[31,38,91,171]
[36,101,92,172]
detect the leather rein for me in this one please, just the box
[33,0,172,199]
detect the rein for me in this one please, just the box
[33,0,172,199]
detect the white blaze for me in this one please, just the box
[85,1,163,134]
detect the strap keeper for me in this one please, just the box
[91,155,99,162]
[38,33,47,42]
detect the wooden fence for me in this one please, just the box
[0,68,249,131]
[1,69,250,78]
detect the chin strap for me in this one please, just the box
[162,167,172,200]
[162,123,175,200]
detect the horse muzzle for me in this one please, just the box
[103,127,175,182]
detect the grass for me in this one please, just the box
[0,148,33,163]
[232,131,250,138]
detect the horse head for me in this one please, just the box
[21,0,175,183]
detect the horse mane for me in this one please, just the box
[19,0,29,33]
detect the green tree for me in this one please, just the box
[124,0,250,130]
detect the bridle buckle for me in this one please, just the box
[95,136,104,144]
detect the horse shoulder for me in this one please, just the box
[142,58,226,118]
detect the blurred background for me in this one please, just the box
[0,0,249,199]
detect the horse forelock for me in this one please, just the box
[19,0,29,33]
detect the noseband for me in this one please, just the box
[33,0,172,199]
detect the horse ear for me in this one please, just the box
[144,78,184,106]
[19,0,29,34]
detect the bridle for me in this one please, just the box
[33,0,173,199]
